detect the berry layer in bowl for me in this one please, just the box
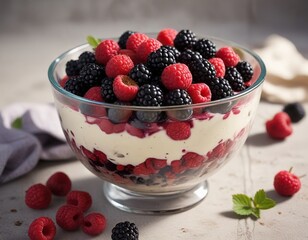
[48,31,265,195]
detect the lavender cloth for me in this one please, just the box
[0,103,74,184]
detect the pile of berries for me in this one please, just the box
[26,171,139,240]
[61,29,254,117]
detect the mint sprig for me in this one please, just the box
[86,35,100,48]
[232,189,276,218]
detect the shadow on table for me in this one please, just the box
[246,132,281,147]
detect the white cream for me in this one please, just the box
[57,95,259,166]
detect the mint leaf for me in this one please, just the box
[232,194,253,216]
[11,117,22,129]
[87,35,100,48]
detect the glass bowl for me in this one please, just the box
[48,36,266,214]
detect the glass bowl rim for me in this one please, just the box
[48,35,266,111]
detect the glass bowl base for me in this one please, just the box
[103,181,209,214]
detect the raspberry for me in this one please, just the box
[66,190,92,212]
[99,118,126,134]
[216,46,240,67]
[113,75,139,101]
[56,204,83,231]
[105,54,134,78]
[283,102,306,123]
[82,212,107,236]
[266,112,293,140]
[182,152,205,169]
[118,49,140,64]
[166,121,191,140]
[174,29,197,51]
[274,168,301,196]
[111,221,139,240]
[208,57,225,78]
[133,162,155,175]
[187,83,211,103]
[46,172,72,196]
[84,86,104,102]
[161,63,192,90]
[28,217,56,240]
[118,30,136,49]
[136,38,162,62]
[59,75,69,88]
[95,39,120,65]
[126,33,149,52]
[25,183,52,209]
[157,28,178,46]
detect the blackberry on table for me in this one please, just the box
[283,102,306,123]
[78,51,96,70]
[174,29,197,51]
[134,84,164,106]
[118,30,136,49]
[129,64,152,86]
[189,58,216,83]
[64,76,87,97]
[80,63,105,88]
[101,77,117,103]
[207,77,234,100]
[65,59,80,76]
[193,38,216,59]
[225,67,245,92]
[111,221,139,240]
[147,47,176,74]
[236,61,254,82]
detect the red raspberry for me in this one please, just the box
[166,121,191,140]
[95,39,120,65]
[28,217,56,240]
[119,49,140,64]
[274,168,301,196]
[25,183,52,209]
[181,152,205,169]
[126,33,149,52]
[161,63,192,90]
[82,212,107,236]
[66,190,92,212]
[133,162,154,175]
[208,57,225,77]
[46,172,72,197]
[99,118,126,134]
[113,75,139,101]
[84,86,104,102]
[187,83,211,103]
[147,158,167,170]
[56,204,83,231]
[216,47,240,67]
[266,112,293,140]
[171,160,186,174]
[136,38,162,62]
[157,28,178,46]
[59,75,69,88]
[105,54,134,78]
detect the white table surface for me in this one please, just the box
[0,22,308,240]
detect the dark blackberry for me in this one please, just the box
[134,84,164,106]
[80,63,105,88]
[174,29,197,51]
[189,58,216,83]
[165,89,192,106]
[65,59,80,76]
[78,51,96,70]
[236,61,254,82]
[129,64,152,86]
[193,38,216,59]
[207,77,234,100]
[160,46,180,60]
[283,102,306,123]
[118,30,136,49]
[225,67,246,91]
[101,77,117,103]
[64,76,87,97]
[135,111,161,123]
[108,101,132,123]
[147,47,176,74]
[111,221,139,240]
[178,49,202,67]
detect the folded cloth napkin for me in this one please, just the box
[0,103,74,184]
[254,35,308,103]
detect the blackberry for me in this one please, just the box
[236,61,254,82]
[118,30,136,49]
[101,77,117,103]
[194,38,216,59]
[134,84,164,106]
[64,76,87,97]
[160,45,180,60]
[189,58,216,83]
[80,63,105,88]
[78,51,96,70]
[147,47,176,74]
[207,77,234,100]
[174,29,197,51]
[65,59,80,76]
[165,89,192,106]
[111,221,139,240]
[225,67,245,91]
[283,102,306,123]
[129,64,152,86]
[108,101,132,123]
[178,49,202,67]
